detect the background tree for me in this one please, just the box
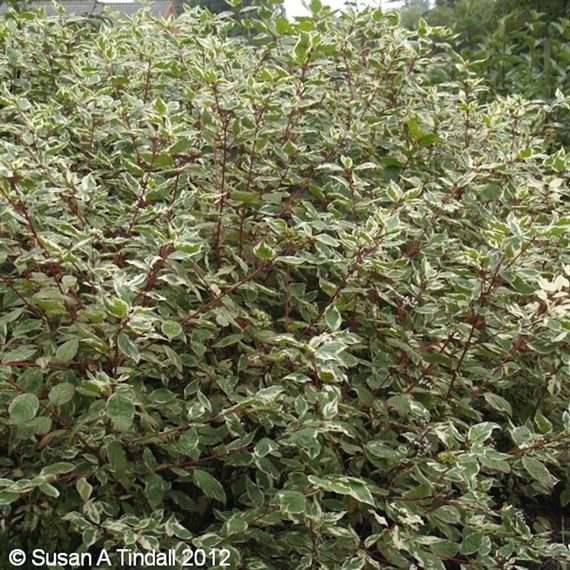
[172,0,284,35]
[493,0,570,92]
[174,0,251,15]
[399,0,431,30]
[426,0,496,48]
[495,0,570,22]
[422,0,570,145]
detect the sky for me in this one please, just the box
[283,0,403,17]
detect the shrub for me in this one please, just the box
[0,4,569,569]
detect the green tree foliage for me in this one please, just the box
[398,0,431,30]
[0,0,26,9]
[172,0,284,34]
[491,1,570,127]
[469,12,570,98]
[401,0,430,7]
[426,0,496,48]
[172,0,284,19]
[185,0,242,13]
[173,0,251,16]
[495,0,570,22]
[421,1,570,145]
[1,5,570,569]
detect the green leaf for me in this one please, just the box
[145,473,166,508]
[31,297,67,313]
[178,430,199,456]
[148,388,176,404]
[223,514,249,535]
[54,339,79,362]
[169,139,194,154]
[76,478,93,502]
[107,441,128,473]
[275,490,306,514]
[294,32,312,62]
[9,393,39,425]
[404,480,432,499]
[48,383,76,407]
[165,516,193,540]
[341,557,366,570]
[534,410,553,434]
[82,528,99,548]
[107,392,135,431]
[230,191,262,205]
[430,539,458,559]
[1,347,38,363]
[479,449,511,473]
[39,482,60,498]
[468,422,499,446]
[161,321,182,340]
[0,308,24,326]
[193,469,226,504]
[386,181,402,202]
[41,463,75,477]
[433,505,461,525]
[117,333,140,364]
[153,97,168,115]
[323,305,342,331]
[315,341,347,363]
[253,241,275,260]
[246,476,264,508]
[104,297,130,319]
[340,155,353,170]
[255,438,278,458]
[382,165,402,181]
[308,475,376,506]
[308,0,322,14]
[460,531,483,555]
[0,490,20,505]
[522,456,555,487]
[275,17,292,34]
[483,392,512,416]
[365,442,399,459]
[419,133,441,148]
[406,117,425,139]
[172,242,201,259]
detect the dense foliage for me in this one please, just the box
[400,1,570,146]
[467,12,570,95]
[425,0,497,47]
[0,3,569,569]
[494,0,570,22]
